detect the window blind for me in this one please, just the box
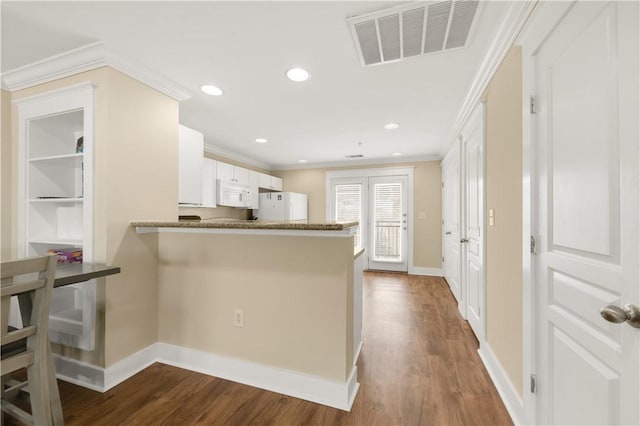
[373,183,402,260]
[335,184,362,248]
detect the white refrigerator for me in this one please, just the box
[257,192,308,222]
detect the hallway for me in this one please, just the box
[8,273,512,425]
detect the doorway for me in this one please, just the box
[327,168,414,272]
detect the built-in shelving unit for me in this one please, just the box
[16,82,96,350]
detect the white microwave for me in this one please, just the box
[217,180,251,208]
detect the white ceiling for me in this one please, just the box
[1,1,510,169]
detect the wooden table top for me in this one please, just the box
[54,263,121,287]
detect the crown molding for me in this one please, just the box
[440,0,538,156]
[1,42,192,101]
[204,144,441,172]
[203,143,273,171]
[271,154,442,171]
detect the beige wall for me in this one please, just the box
[7,67,179,367]
[158,233,354,381]
[483,47,523,395]
[274,161,442,270]
[102,68,178,365]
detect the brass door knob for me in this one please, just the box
[600,304,640,328]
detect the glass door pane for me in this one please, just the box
[368,176,407,271]
[372,182,402,261]
[335,183,363,248]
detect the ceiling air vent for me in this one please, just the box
[345,154,364,159]
[348,0,480,66]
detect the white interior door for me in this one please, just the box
[463,104,484,338]
[532,1,639,424]
[442,142,462,305]
[368,176,408,272]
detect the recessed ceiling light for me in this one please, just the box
[392,152,403,156]
[298,159,307,163]
[286,67,310,82]
[255,138,268,144]
[384,123,400,130]
[201,85,223,96]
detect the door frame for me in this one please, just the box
[326,167,415,272]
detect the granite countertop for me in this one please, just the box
[131,219,358,231]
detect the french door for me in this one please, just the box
[331,174,409,272]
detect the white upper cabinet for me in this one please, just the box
[234,167,250,186]
[258,172,282,191]
[216,161,250,186]
[178,125,204,205]
[216,161,234,182]
[248,170,260,210]
[272,176,283,191]
[201,158,217,208]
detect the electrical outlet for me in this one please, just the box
[233,309,245,328]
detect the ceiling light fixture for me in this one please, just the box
[392,152,403,156]
[286,67,310,82]
[384,123,400,130]
[255,138,268,144]
[298,159,307,163]
[201,85,223,96]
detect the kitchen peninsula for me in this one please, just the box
[131,219,364,410]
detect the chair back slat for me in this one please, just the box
[0,255,51,280]
[1,279,47,297]
[1,351,35,376]
[1,325,37,345]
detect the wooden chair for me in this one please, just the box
[1,254,57,426]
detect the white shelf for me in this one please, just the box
[29,197,83,203]
[30,153,83,164]
[18,82,95,350]
[29,239,83,246]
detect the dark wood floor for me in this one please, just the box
[6,272,512,425]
